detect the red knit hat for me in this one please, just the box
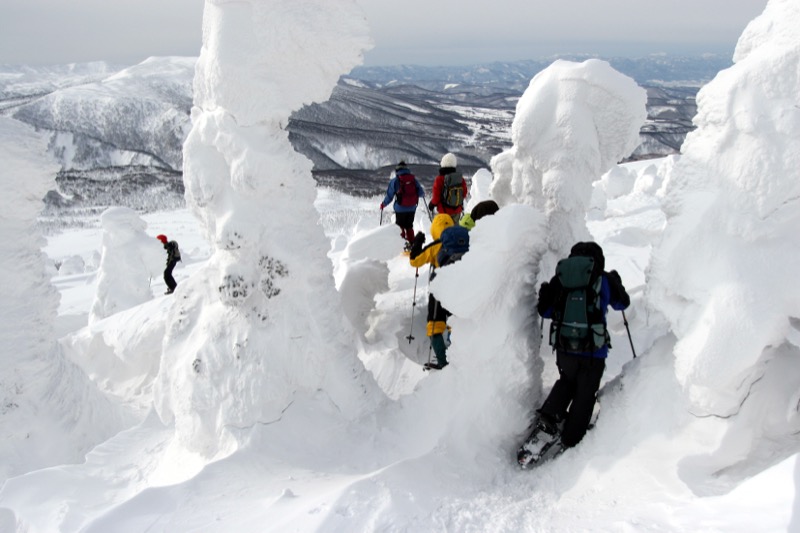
[156,234,168,244]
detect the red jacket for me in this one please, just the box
[430,172,468,215]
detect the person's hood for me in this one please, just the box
[431,214,455,240]
[459,212,475,230]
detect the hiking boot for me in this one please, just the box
[518,426,560,467]
[165,289,175,295]
[423,362,448,370]
[536,414,559,436]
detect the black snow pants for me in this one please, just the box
[164,259,178,292]
[395,210,416,242]
[538,350,606,448]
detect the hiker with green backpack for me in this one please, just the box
[428,153,468,224]
[517,241,630,467]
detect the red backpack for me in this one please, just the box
[396,173,420,207]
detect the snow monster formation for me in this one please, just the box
[155,0,382,456]
[647,0,800,493]
[490,59,646,263]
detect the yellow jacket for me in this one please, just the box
[409,214,454,270]
[409,214,455,336]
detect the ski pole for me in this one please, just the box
[622,309,637,358]
[406,268,419,344]
[423,199,434,222]
[380,208,384,226]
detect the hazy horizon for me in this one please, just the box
[0,0,766,68]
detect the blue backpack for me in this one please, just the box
[437,225,470,266]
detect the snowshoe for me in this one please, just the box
[423,362,448,371]
[516,419,562,469]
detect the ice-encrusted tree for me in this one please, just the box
[490,59,647,265]
[89,206,163,325]
[0,117,125,481]
[646,0,800,491]
[154,0,382,455]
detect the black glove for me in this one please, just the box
[409,232,426,259]
[606,270,630,308]
[536,282,554,316]
[428,201,435,211]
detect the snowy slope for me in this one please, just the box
[2,174,795,532]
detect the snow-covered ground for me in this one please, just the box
[3,175,795,532]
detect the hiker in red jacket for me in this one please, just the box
[428,153,468,224]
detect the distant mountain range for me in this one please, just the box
[350,53,731,91]
[0,54,731,217]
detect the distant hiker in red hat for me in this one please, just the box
[156,234,181,294]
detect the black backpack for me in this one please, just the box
[548,242,608,353]
[441,172,464,209]
[167,241,182,262]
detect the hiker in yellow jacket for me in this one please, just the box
[409,213,455,369]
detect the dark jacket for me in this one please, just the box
[165,241,181,265]
[538,270,629,358]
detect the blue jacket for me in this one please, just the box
[539,272,630,358]
[382,169,425,213]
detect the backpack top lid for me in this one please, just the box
[437,226,469,266]
[437,225,470,266]
[569,241,604,273]
[556,255,595,289]
[440,225,469,252]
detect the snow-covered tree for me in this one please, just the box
[647,0,800,492]
[89,206,163,324]
[0,117,125,482]
[154,0,383,455]
[490,59,646,263]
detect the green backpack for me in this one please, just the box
[441,172,464,209]
[548,255,608,353]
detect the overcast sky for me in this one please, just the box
[0,0,767,67]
